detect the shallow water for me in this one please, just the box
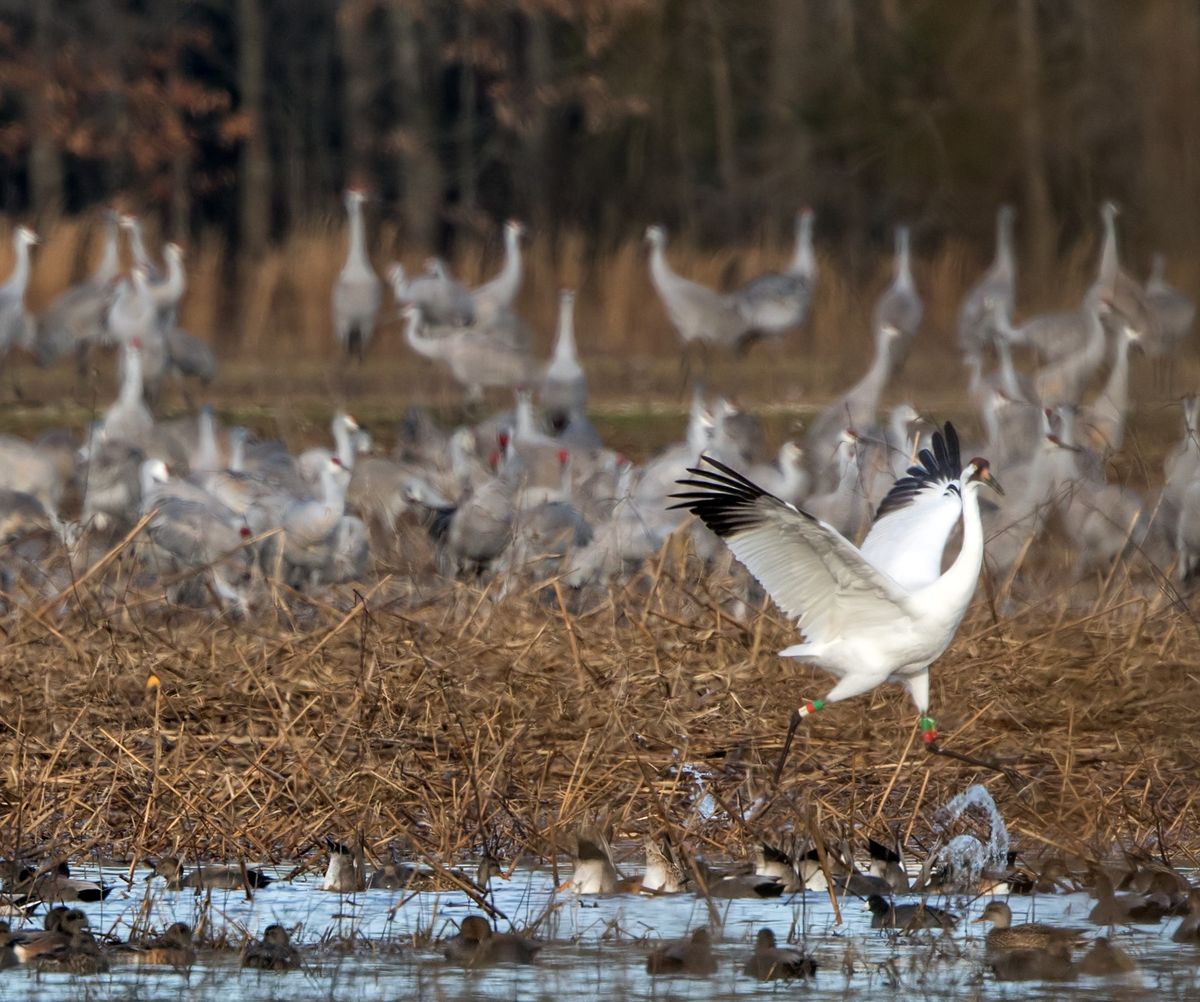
[3,861,1199,1000]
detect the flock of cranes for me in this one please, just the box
[0,189,1191,636]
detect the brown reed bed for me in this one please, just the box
[1,524,1198,877]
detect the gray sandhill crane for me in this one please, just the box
[101,339,154,450]
[1032,298,1111,408]
[1162,397,1200,544]
[1079,324,1139,453]
[805,324,903,483]
[110,268,168,405]
[332,188,382,359]
[0,434,64,517]
[139,458,252,612]
[541,289,587,433]
[402,305,534,400]
[37,209,120,368]
[299,411,362,485]
[119,213,162,280]
[81,440,144,530]
[873,225,923,362]
[732,208,818,337]
[347,456,450,533]
[471,219,525,324]
[165,327,217,391]
[422,468,517,578]
[997,308,1088,365]
[1174,479,1200,582]
[280,456,350,585]
[1090,201,1154,342]
[749,442,810,508]
[958,206,1016,362]
[803,430,869,541]
[1144,254,1195,368]
[390,259,475,327]
[149,242,186,328]
[645,225,751,354]
[672,422,1003,747]
[0,226,37,356]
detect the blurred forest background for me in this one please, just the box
[0,0,1197,355]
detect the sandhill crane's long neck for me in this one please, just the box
[790,213,816,278]
[196,409,219,471]
[1099,332,1132,419]
[994,210,1015,280]
[94,220,120,285]
[648,240,675,296]
[320,465,348,511]
[127,221,152,271]
[346,198,370,273]
[498,226,522,293]
[551,294,577,364]
[995,338,1022,400]
[229,429,246,473]
[4,235,31,295]
[332,418,355,468]
[515,395,537,441]
[404,311,440,361]
[162,251,185,301]
[894,227,914,292]
[850,333,896,419]
[1098,204,1119,290]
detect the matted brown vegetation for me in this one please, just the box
[1,526,1198,875]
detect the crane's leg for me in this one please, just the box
[903,670,938,745]
[773,699,825,785]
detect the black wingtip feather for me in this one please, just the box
[669,455,797,538]
[873,421,963,522]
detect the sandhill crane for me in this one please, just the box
[165,327,217,391]
[37,209,119,369]
[110,268,168,405]
[149,242,186,327]
[102,339,154,450]
[402,305,534,400]
[805,324,903,481]
[120,213,162,280]
[804,430,870,540]
[672,423,1002,751]
[390,259,475,327]
[873,225,922,361]
[733,208,818,337]
[1032,298,1111,408]
[0,226,37,357]
[81,439,144,530]
[1144,255,1195,384]
[1090,201,1154,342]
[280,457,349,585]
[332,188,382,359]
[958,206,1016,361]
[299,412,362,484]
[0,434,64,517]
[1079,324,1139,453]
[749,442,810,508]
[139,459,253,612]
[471,219,525,324]
[645,225,750,354]
[541,289,587,433]
[1174,477,1200,582]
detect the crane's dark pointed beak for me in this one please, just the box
[983,468,1004,496]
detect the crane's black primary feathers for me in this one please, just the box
[873,422,962,522]
[669,455,802,537]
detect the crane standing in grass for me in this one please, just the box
[332,188,382,360]
[672,423,1002,771]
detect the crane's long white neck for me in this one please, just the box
[930,479,985,607]
[994,209,1015,279]
[851,333,896,419]
[332,416,356,468]
[345,197,370,273]
[894,227,914,292]
[196,408,219,472]
[497,225,522,291]
[515,394,537,440]
[127,220,152,271]
[161,251,186,301]
[404,311,438,360]
[120,346,144,406]
[648,237,674,293]
[791,212,816,278]
[551,294,577,364]
[95,219,120,285]
[229,428,246,473]
[1098,204,1119,289]
[320,464,348,510]
[6,234,32,295]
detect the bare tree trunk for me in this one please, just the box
[337,0,374,182]
[389,0,442,247]
[766,0,811,225]
[237,0,269,258]
[1015,0,1054,285]
[701,0,738,193]
[28,0,63,219]
[456,6,478,220]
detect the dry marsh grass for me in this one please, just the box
[2,529,1198,874]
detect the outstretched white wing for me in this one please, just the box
[860,423,964,591]
[672,458,913,644]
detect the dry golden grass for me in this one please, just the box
[1,525,1197,874]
